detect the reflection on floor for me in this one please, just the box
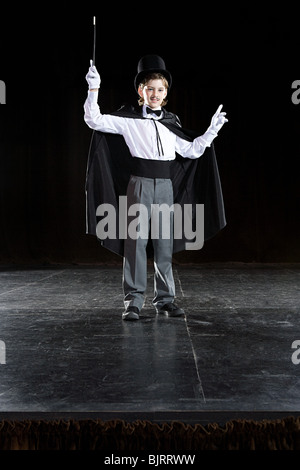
[0,263,299,424]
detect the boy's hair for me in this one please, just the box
[138,73,169,106]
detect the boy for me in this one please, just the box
[84,55,227,321]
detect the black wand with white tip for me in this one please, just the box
[92,16,96,66]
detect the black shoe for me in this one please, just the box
[155,303,185,317]
[122,306,140,321]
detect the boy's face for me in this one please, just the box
[138,79,168,109]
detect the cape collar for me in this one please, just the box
[109,103,201,143]
[110,103,187,134]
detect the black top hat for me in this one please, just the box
[134,55,172,92]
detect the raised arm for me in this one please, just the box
[176,105,228,159]
[83,61,125,134]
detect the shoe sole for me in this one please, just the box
[122,312,140,321]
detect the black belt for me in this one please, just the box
[132,158,173,179]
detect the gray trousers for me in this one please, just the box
[123,176,175,311]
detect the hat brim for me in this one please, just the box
[134,69,172,92]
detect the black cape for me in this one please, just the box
[85,104,226,257]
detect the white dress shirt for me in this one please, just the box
[84,91,211,161]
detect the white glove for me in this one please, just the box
[85,60,101,90]
[202,104,228,146]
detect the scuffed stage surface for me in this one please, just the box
[0,264,299,423]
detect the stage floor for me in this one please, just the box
[0,263,299,424]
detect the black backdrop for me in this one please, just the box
[0,5,299,265]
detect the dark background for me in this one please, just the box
[0,4,299,265]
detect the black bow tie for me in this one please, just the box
[146,107,162,117]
